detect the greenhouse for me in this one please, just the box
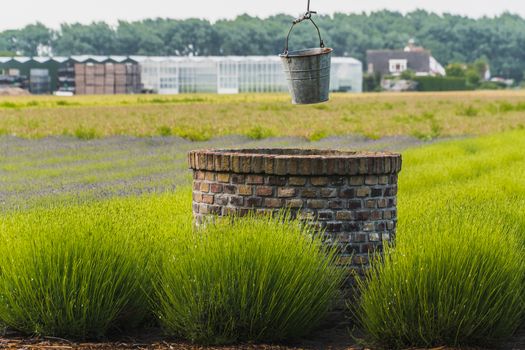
[135,56,362,95]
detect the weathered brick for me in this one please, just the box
[382,233,390,241]
[267,176,287,186]
[238,185,253,196]
[246,175,264,185]
[371,211,382,220]
[356,211,370,221]
[202,194,214,204]
[371,188,383,197]
[336,211,353,221]
[387,221,395,230]
[340,188,355,198]
[196,170,206,180]
[348,200,362,210]
[351,232,367,243]
[369,233,381,242]
[205,172,215,181]
[231,174,245,184]
[230,196,244,206]
[217,173,230,183]
[265,198,283,208]
[223,185,236,194]
[301,188,318,198]
[329,200,345,209]
[251,156,264,173]
[308,199,328,209]
[193,181,201,191]
[246,197,263,207]
[356,187,371,197]
[209,205,222,215]
[214,195,229,206]
[298,159,312,175]
[264,157,274,173]
[199,203,209,214]
[318,211,334,220]
[384,209,396,219]
[289,176,306,186]
[379,175,389,185]
[366,199,377,208]
[320,188,337,198]
[231,155,241,173]
[349,176,364,186]
[363,222,375,231]
[353,255,369,265]
[336,233,352,243]
[192,203,200,213]
[311,177,329,186]
[274,157,288,175]
[365,176,378,185]
[278,187,296,198]
[326,221,343,232]
[210,183,223,193]
[256,186,273,197]
[200,182,210,193]
[193,192,203,202]
[359,158,368,173]
[377,198,388,208]
[286,199,304,209]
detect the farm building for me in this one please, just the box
[0,57,66,94]
[367,40,446,77]
[135,56,363,94]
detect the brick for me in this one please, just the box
[287,158,299,175]
[289,177,306,186]
[241,157,252,173]
[377,198,388,208]
[382,233,391,241]
[376,222,386,231]
[205,172,215,181]
[202,194,214,204]
[195,171,206,180]
[311,177,329,186]
[209,205,222,215]
[337,255,354,265]
[356,211,370,221]
[379,175,389,185]
[192,192,203,202]
[193,182,201,191]
[231,174,245,184]
[301,188,318,198]
[369,233,381,242]
[256,186,273,197]
[210,183,223,193]
[215,195,229,206]
[371,188,383,197]
[365,176,378,185]
[267,176,287,186]
[286,199,304,209]
[278,187,296,198]
[300,211,316,220]
[329,200,345,209]
[320,188,337,198]
[246,197,263,207]
[356,187,371,197]
[348,200,362,210]
[336,233,352,243]
[230,196,244,206]
[213,154,221,170]
[329,176,345,186]
[231,155,241,173]
[274,157,288,175]
[318,211,334,220]
[336,211,353,221]
[387,221,395,230]
[351,232,367,243]
[349,176,364,186]
[224,185,236,194]
[307,199,328,209]
[238,185,253,196]
[371,211,382,220]
[298,159,312,175]
[265,198,283,208]
[200,182,210,193]
[217,173,230,183]
[192,203,200,213]
[246,175,264,185]
[199,203,209,214]
[326,222,343,232]
[264,157,274,173]
[353,255,369,265]
[251,156,264,173]
[384,210,396,219]
[363,222,375,231]
[359,158,368,173]
[340,188,355,198]
[366,199,377,208]
[220,156,230,172]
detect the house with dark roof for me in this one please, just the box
[366,40,446,77]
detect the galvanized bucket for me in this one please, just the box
[280,15,332,105]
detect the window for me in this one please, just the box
[389,59,408,74]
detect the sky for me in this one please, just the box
[1,0,525,31]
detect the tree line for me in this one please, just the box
[1,10,525,81]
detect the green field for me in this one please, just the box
[0,91,525,140]
[0,92,524,349]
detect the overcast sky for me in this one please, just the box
[1,0,525,31]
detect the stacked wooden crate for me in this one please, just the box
[75,62,141,95]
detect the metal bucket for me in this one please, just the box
[280,13,332,105]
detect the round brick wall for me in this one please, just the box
[188,148,402,272]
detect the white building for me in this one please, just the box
[134,56,362,95]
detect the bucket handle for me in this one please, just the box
[283,14,325,56]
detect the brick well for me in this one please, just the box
[188,148,402,273]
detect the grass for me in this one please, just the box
[1,91,525,139]
[153,214,345,345]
